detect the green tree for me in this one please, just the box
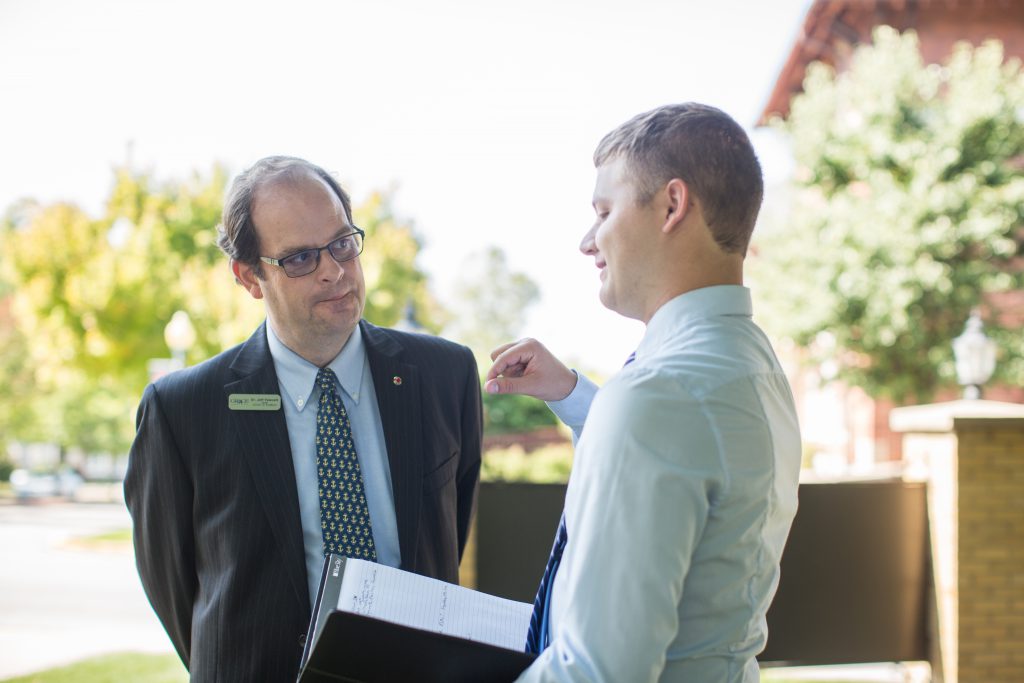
[3,167,261,455]
[356,190,444,331]
[752,27,1024,402]
[443,246,554,434]
[445,246,541,360]
[0,204,39,453]
[1,168,439,455]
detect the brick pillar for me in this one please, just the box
[891,401,1024,683]
[954,418,1024,682]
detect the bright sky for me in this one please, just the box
[0,0,810,376]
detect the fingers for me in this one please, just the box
[489,341,517,361]
[484,377,514,395]
[486,339,535,381]
[484,338,577,401]
[485,353,515,382]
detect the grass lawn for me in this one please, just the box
[59,528,133,553]
[0,653,187,683]
[73,528,132,545]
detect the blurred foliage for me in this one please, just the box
[481,442,573,483]
[356,189,443,331]
[443,246,552,435]
[752,28,1024,402]
[445,246,540,364]
[483,391,558,435]
[0,166,440,455]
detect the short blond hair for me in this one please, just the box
[594,103,763,255]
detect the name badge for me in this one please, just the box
[228,394,282,411]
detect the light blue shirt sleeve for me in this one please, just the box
[544,371,599,443]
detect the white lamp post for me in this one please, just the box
[952,308,997,400]
[164,310,196,369]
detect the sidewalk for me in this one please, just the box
[0,501,175,679]
[74,481,126,504]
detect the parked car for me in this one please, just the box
[9,467,84,499]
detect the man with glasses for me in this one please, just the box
[125,156,483,682]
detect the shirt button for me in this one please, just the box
[298,632,307,647]
[297,398,305,408]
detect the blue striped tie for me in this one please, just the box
[524,515,566,653]
[524,350,636,653]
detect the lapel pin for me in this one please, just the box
[392,376,402,386]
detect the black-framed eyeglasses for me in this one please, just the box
[259,228,365,278]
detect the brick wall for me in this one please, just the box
[954,417,1024,683]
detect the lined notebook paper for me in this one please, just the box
[336,557,533,651]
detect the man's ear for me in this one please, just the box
[662,178,691,234]
[231,259,264,300]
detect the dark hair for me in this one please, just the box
[216,156,354,276]
[593,102,763,255]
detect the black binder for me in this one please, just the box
[297,555,536,682]
[298,610,536,682]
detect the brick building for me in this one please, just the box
[762,0,1024,123]
[760,0,1024,471]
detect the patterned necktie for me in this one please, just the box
[524,350,637,653]
[315,367,376,561]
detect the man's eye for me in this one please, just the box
[334,237,353,250]
[285,250,316,265]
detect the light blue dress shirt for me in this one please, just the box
[518,285,802,683]
[266,324,401,606]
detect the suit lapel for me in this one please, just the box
[226,324,308,612]
[361,320,423,570]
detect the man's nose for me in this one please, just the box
[579,224,598,255]
[317,251,346,280]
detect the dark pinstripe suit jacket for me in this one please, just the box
[124,320,482,682]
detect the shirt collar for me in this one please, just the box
[266,323,366,412]
[635,285,752,363]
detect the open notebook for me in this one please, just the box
[298,555,537,682]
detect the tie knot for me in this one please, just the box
[316,367,338,392]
